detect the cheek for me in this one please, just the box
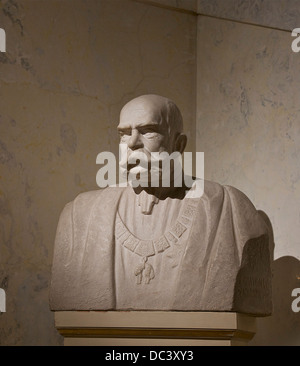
[142,135,168,151]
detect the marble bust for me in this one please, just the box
[49,94,272,315]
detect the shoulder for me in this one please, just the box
[61,186,127,216]
[222,184,270,236]
[200,179,256,209]
[56,190,103,223]
[202,179,224,197]
[193,180,261,220]
[71,186,126,206]
[223,184,253,200]
[190,178,224,202]
[73,188,105,205]
[59,189,104,215]
[223,184,257,212]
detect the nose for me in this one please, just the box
[127,129,143,150]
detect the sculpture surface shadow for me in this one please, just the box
[249,255,300,345]
[233,233,272,316]
[247,211,300,345]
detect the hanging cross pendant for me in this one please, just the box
[134,257,155,285]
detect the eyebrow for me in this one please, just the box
[117,123,159,131]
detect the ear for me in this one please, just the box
[174,133,187,154]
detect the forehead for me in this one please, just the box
[118,100,167,129]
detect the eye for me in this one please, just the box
[139,126,158,136]
[142,129,155,134]
[118,129,131,137]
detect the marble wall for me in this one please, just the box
[2,0,299,346]
[197,0,300,345]
[135,0,197,13]
[198,0,300,30]
[0,0,196,345]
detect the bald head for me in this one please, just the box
[118,94,186,153]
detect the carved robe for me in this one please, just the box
[49,180,272,315]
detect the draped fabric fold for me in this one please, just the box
[50,180,272,315]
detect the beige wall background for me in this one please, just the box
[0,0,196,345]
[0,0,299,346]
[197,0,300,345]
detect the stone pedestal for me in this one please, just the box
[54,311,256,346]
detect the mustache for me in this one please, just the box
[119,149,151,185]
[119,148,151,184]
[119,147,152,170]
[119,146,183,184]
